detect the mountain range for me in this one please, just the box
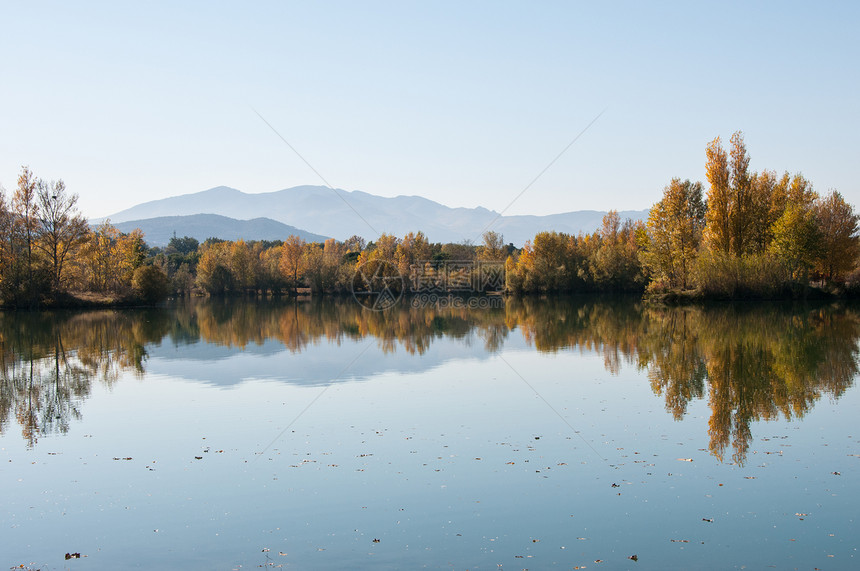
[102,185,648,247]
[112,214,328,247]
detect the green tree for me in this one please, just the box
[132,265,170,303]
[171,262,195,295]
[769,203,820,281]
[167,235,199,255]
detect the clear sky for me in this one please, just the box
[1,1,857,219]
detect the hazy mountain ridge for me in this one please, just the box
[104,185,648,246]
[112,213,329,247]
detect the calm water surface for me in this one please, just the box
[1,296,858,569]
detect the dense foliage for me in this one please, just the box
[0,167,162,307]
[640,132,860,298]
[3,134,858,305]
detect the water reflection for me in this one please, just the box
[640,304,860,463]
[2,297,858,464]
[0,309,164,446]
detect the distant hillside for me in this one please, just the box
[112,213,329,247]
[104,185,648,246]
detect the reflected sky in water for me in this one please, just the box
[1,297,859,569]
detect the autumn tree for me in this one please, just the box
[36,178,88,290]
[704,136,731,254]
[0,185,14,290]
[5,166,46,302]
[344,235,366,253]
[518,231,578,292]
[279,235,307,292]
[439,240,476,262]
[704,132,768,257]
[195,240,234,295]
[229,240,257,292]
[76,221,115,291]
[303,239,346,293]
[815,190,859,281]
[395,231,431,281]
[73,222,148,294]
[642,179,706,289]
[257,244,285,293]
[117,229,147,284]
[591,211,645,291]
[477,230,506,261]
[728,131,753,255]
[352,233,404,297]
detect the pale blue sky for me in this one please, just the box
[1,1,857,219]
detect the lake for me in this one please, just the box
[1,296,858,569]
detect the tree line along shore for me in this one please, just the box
[2,132,858,308]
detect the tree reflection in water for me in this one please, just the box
[2,296,858,464]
